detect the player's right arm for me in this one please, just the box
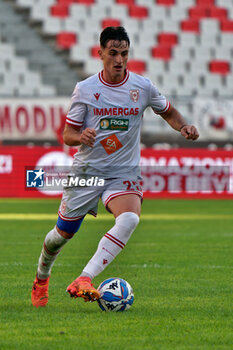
[63,124,96,147]
[64,82,97,147]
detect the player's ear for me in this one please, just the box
[98,48,103,60]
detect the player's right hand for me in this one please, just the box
[80,128,96,147]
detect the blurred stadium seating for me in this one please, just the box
[0,0,233,145]
[0,0,79,96]
[1,0,232,98]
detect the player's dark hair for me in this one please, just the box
[100,26,130,48]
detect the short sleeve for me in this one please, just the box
[149,81,170,115]
[66,84,87,128]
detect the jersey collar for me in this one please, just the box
[98,69,129,87]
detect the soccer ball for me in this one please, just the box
[97,277,134,312]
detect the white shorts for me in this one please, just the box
[58,178,143,221]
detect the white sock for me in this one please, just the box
[82,212,139,279]
[37,226,70,279]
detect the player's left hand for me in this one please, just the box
[180,125,199,141]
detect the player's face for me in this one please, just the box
[99,40,129,83]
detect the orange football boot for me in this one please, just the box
[31,276,50,307]
[66,276,100,302]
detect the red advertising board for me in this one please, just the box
[0,98,68,141]
[0,146,232,198]
[140,148,233,199]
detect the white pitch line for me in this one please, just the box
[0,262,232,269]
[0,213,233,220]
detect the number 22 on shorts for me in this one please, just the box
[123,180,142,191]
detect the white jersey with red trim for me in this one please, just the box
[66,70,170,178]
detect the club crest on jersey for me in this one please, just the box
[94,93,100,101]
[130,89,139,103]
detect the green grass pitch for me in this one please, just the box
[0,198,232,350]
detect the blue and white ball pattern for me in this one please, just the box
[97,278,134,312]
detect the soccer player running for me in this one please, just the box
[31,27,199,307]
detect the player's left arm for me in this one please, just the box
[160,104,199,141]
